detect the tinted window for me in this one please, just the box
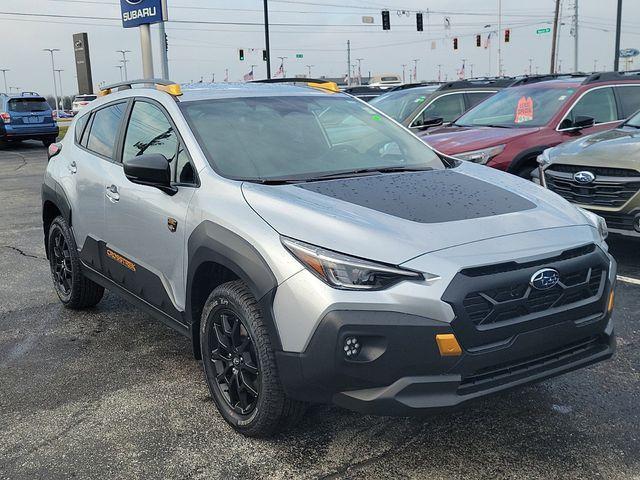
[456,86,575,128]
[415,93,465,125]
[176,144,196,184]
[75,114,90,143]
[86,103,126,158]
[369,86,438,122]
[617,86,640,118]
[568,87,617,124]
[8,98,50,112]
[123,101,178,164]
[466,91,494,108]
[180,96,444,181]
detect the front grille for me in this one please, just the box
[545,165,640,208]
[458,336,608,395]
[463,266,603,327]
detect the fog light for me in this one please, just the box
[343,336,361,358]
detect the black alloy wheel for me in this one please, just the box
[209,309,260,415]
[49,224,73,300]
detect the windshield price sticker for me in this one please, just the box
[515,96,534,124]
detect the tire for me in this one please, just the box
[200,280,306,437]
[47,216,104,309]
[514,162,537,180]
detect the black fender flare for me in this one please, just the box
[186,221,282,354]
[42,179,72,255]
[507,146,550,174]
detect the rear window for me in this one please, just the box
[75,95,97,102]
[86,103,127,159]
[8,98,50,113]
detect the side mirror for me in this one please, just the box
[560,115,595,132]
[415,117,444,130]
[123,153,177,195]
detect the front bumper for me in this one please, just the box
[276,248,616,416]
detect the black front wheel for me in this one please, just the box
[200,280,305,437]
[47,216,104,309]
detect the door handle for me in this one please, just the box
[105,184,120,203]
[68,161,77,174]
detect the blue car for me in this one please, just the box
[0,92,59,147]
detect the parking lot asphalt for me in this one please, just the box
[0,141,638,480]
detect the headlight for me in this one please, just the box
[454,144,506,164]
[537,148,552,167]
[282,237,432,290]
[580,208,608,240]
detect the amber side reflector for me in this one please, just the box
[436,334,462,357]
[607,290,615,313]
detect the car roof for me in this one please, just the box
[178,82,343,102]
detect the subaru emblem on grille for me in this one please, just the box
[530,268,560,290]
[573,171,595,184]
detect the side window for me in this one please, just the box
[568,87,617,125]
[123,101,178,163]
[74,114,89,144]
[415,94,465,125]
[123,101,196,185]
[86,103,126,158]
[616,86,640,119]
[466,92,494,109]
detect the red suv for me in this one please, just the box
[421,72,640,177]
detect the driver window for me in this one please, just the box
[414,93,465,126]
[567,88,617,125]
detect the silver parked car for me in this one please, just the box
[42,79,616,437]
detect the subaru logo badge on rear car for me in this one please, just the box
[530,268,560,290]
[573,171,595,184]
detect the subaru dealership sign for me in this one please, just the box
[120,0,168,28]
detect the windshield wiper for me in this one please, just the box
[307,166,434,181]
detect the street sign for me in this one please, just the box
[120,0,168,28]
[296,53,304,59]
[536,27,551,35]
[620,48,640,58]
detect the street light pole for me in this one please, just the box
[305,65,314,77]
[55,69,64,110]
[413,59,420,82]
[263,0,272,79]
[117,50,131,80]
[277,56,287,77]
[0,69,8,94]
[116,65,124,81]
[43,49,60,113]
[356,58,364,85]
[614,0,623,71]
[401,64,406,83]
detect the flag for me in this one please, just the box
[243,69,254,82]
[274,62,284,78]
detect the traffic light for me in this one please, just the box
[476,34,481,47]
[416,13,423,32]
[239,49,245,61]
[263,50,268,62]
[382,10,390,30]
[453,38,458,50]
[504,29,510,43]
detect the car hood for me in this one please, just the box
[548,127,640,169]
[421,126,541,155]
[242,162,591,265]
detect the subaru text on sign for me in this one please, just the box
[120,0,168,28]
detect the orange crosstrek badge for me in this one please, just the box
[515,96,534,124]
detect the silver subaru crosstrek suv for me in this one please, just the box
[42,79,616,437]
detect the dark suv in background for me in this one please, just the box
[0,92,58,147]
[370,78,514,131]
[423,71,640,177]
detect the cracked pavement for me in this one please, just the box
[0,142,639,479]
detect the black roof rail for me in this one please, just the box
[98,78,182,97]
[582,70,640,85]
[20,91,41,97]
[341,85,384,93]
[436,77,516,91]
[253,77,332,85]
[508,73,588,87]
[386,82,441,92]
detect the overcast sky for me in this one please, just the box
[1,0,639,96]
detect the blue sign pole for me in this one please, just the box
[120,0,168,79]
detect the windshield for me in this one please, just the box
[180,95,444,181]
[625,110,640,128]
[370,86,438,122]
[8,98,50,112]
[455,85,575,128]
